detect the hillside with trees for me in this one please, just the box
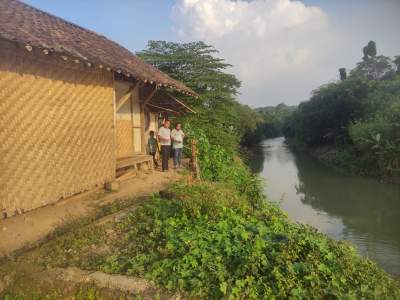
[255,103,296,138]
[283,41,400,180]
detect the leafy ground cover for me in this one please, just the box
[3,284,127,300]
[3,121,399,299]
[2,182,399,299]
[99,183,400,299]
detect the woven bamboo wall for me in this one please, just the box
[0,40,115,217]
[116,120,134,158]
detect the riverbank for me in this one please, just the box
[312,146,399,184]
[252,137,400,277]
[285,138,400,184]
[2,179,400,299]
[2,133,400,298]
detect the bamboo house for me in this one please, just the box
[0,0,196,218]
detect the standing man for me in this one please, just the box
[158,120,171,171]
[171,123,185,169]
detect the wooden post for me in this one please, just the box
[140,105,146,153]
[112,77,118,177]
[130,87,135,155]
[191,139,200,180]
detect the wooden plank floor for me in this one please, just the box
[117,154,153,170]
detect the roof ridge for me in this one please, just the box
[18,0,110,43]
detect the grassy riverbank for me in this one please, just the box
[311,146,400,183]
[2,126,400,298]
[286,138,400,183]
[2,130,399,298]
[98,182,400,299]
[2,179,400,299]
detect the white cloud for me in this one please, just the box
[171,0,400,106]
[172,0,332,106]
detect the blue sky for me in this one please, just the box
[23,0,178,52]
[23,0,400,106]
[21,0,367,52]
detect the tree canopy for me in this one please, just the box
[138,41,260,150]
[284,41,400,177]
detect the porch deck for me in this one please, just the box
[116,154,153,178]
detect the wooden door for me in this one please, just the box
[116,98,134,158]
[115,82,134,158]
[131,98,142,153]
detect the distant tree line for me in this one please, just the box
[241,103,296,145]
[283,41,400,178]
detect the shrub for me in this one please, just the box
[183,123,264,205]
[350,100,400,176]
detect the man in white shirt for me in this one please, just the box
[158,120,171,171]
[171,123,185,168]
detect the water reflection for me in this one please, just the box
[250,137,400,276]
[294,152,400,242]
[244,144,266,174]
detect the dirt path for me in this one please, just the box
[0,167,185,258]
[46,267,181,300]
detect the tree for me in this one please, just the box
[137,41,258,149]
[394,56,400,74]
[283,79,371,146]
[363,40,377,60]
[352,55,395,80]
[255,103,296,139]
[137,41,240,98]
[352,42,395,80]
[284,39,400,178]
[339,68,347,81]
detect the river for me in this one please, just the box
[248,137,400,277]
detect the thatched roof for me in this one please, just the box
[0,0,196,97]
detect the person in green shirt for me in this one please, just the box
[147,130,159,168]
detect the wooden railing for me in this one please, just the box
[190,139,201,180]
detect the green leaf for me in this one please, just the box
[220,282,228,295]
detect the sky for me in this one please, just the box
[23,0,400,107]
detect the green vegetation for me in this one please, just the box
[0,198,168,300]
[254,103,296,140]
[139,41,399,298]
[284,41,400,179]
[6,180,399,299]
[138,41,261,150]
[99,183,399,299]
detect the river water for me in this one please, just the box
[248,137,400,277]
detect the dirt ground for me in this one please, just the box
[0,162,187,259]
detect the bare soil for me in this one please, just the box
[0,161,191,299]
[0,163,186,258]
